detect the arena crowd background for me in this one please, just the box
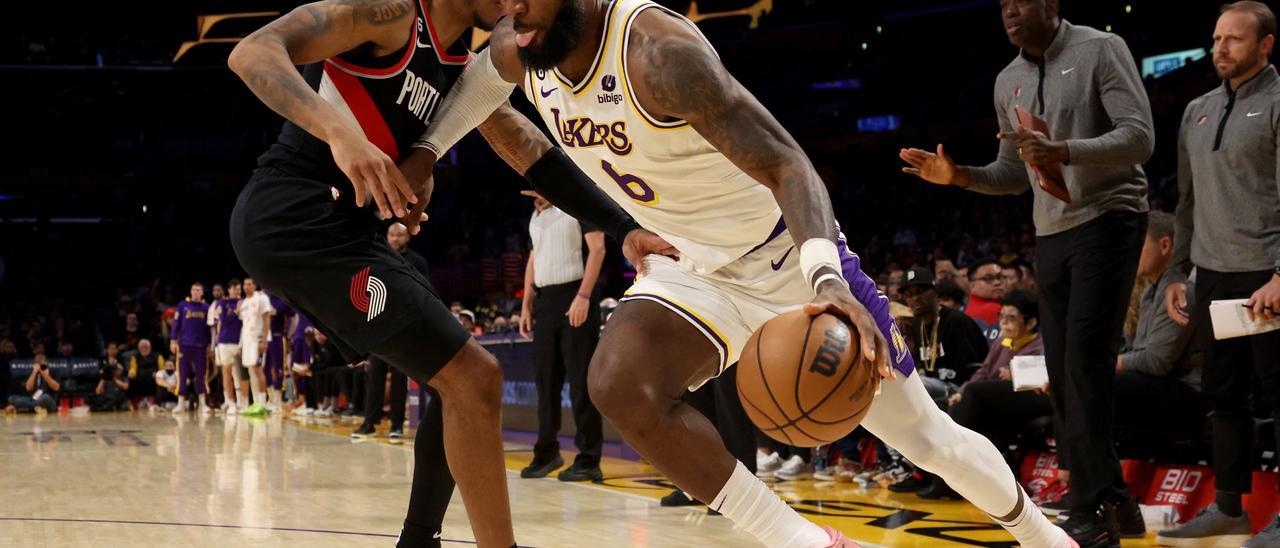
[0,0,1217,354]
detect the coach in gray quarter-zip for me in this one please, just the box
[1158,3,1280,546]
[898,1,1152,545]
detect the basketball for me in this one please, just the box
[736,310,880,447]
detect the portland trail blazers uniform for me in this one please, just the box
[229,0,471,375]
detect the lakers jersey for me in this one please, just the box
[522,0,782,275]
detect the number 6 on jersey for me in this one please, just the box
[602,160,659,206]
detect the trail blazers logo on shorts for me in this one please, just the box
[349,266,387,321]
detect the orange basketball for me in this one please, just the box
[736,310,880,447]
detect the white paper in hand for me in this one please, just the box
[1210,299,1280,340]
[1010,355,1049,392]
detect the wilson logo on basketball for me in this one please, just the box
[349,266,387,322]
[809,326,849,377]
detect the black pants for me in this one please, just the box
[309,369,336,404]
[949,379,1054,450]
[1113,370,1206,443]
[362,356,407,431]
[336,366,365,411]
[1194,268,1280,494]
[532,281,603,467]
[686,365,757,474]
[1035,210,1145,509]
[86,391,128,411]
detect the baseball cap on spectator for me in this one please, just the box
[459,310,476,323]
[901,267,935,290]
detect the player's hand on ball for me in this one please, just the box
[330,127,417,220]
[622,229,679,275]
[803,280,894,380]
[899,144,958,186]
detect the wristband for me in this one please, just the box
[812,272,845,292]
[576,292,590,301]
[799,238,846,291]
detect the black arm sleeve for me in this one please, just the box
[524,147,642,242]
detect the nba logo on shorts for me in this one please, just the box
[349,266,387,321]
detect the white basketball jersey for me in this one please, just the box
[521,0,782,274]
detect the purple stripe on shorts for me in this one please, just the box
[744,216,788,257]
[835,235,915,377]
[620,293,730,370]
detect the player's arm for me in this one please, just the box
[628,11,891,377]
[400,21,675,265]
[227,0,418,218]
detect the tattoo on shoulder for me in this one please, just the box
[640,38,731,120]
[349,0,412,26]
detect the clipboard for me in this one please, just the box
[1014,105,1071,204]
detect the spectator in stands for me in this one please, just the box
[964,259,1006,328]
[935,257,968,295]
[57,342,74,359]
[211,284,224,301]
[122,312,141,352]
[901,268,990,403]
[1114,211,1205,441]
[154,358,179,408]
[127,338,163,405]
[1001,262,1024,293]
[6,353,59,414]
[937,280,968,311]
[1162,4,1280,544]
[88,355,129,412]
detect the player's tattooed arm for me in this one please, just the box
[632,11,893,375]
[629,10,837,248]
[230,0,420,218]
[228,0,414,143]
[477,103,553,176]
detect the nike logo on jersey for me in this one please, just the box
[1247,111,1263,117]
[415,18,433,50]
[540,87,556,98]
[1061,67,1076,75]
[771,247,795,271]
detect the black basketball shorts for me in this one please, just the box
[229,167,468,382]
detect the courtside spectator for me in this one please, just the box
[901,268,989,401]
[1114,211,1205,442]
[127,339,164,405]
[6,354,59,414]
[88,358,129,411]
[937,280,968,311]
[964,259,1006,328]
[154,359,179,408]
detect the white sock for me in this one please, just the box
[254,392,267,405]
[994,485,1071,548]
[710,461,829,548]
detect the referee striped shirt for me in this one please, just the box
[530,206,593,287]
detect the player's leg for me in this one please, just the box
[588,300,830,548]
[833,236,1069,546]
[192,347,209,412]
[174,348,189,412]
[374,327,512,548]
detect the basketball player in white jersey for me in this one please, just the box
[405,1,1079,546]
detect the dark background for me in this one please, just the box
[0,0,1232,355]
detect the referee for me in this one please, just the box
[518,191,605,482]
[899,1,1154,544]
[1159,3,1280,545]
